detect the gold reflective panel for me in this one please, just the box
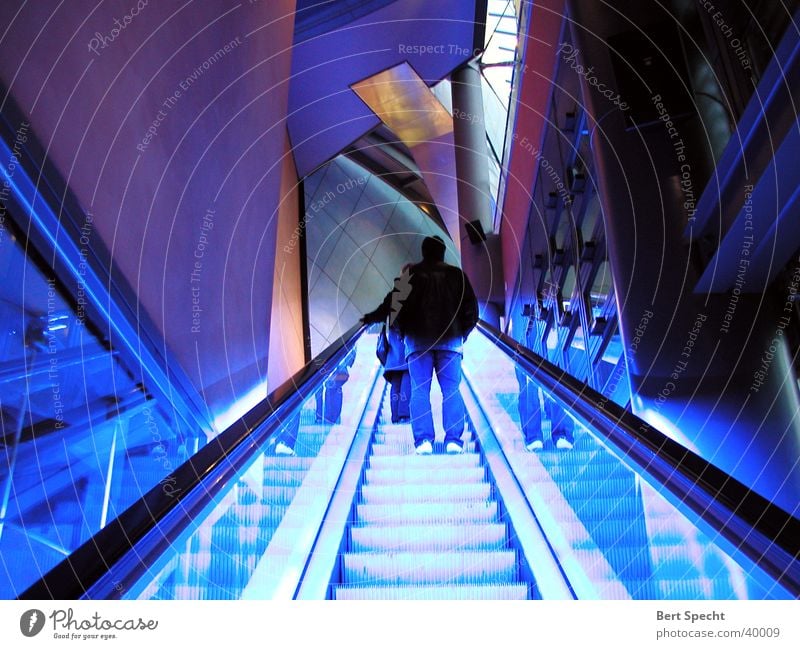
[351,62,453,144]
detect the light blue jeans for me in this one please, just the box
[407,349,465,448]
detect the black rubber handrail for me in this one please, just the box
[478,320,800,596]
[19,323,366,599]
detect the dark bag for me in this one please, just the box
[376,322,390,366]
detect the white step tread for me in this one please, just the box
[334,583,529,600]
[350,523,507,552]
[356,501,499,525]
[342,550,518,585]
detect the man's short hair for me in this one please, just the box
[421,235,446,262]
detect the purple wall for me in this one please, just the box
[0,0,297,425]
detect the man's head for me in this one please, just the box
[421,235,446,262]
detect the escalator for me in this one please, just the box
[19,324,800,600]
[331,395,531,599]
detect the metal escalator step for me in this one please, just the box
[579,521,650,549]
[527,449,609,466]
[625,578,734,599]
[177,551,211,579]
[641,516,698,543]
[369,454,481,470]
[371,441,477,455]
[569,497,647,520]
[236,485,300,506]
[360,482,492,504]
[543,463,633,483]
[229,503,289,526]
[374,430,474,443]
[334,583,529,600]
[356,501,498,525]
[261,456,314,471]
[342,550,518,585]
[365,466,485,485]
[210,524,270,551]
[172,585,206,599]
[262,471,306,487]
[558,478,638,499]
[350,523,507,552]
[592,579,636,599]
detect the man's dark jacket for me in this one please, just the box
[394,260,478,342]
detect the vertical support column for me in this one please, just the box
[451,62,504,311]
[451,62,492,238]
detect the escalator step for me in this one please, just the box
[365,466,485,485]
[627,578,734,599]
[334,583,529,600]
[356,501,498,525]
[350,523,507,552]
[569,497,647,520]
[543,463,633,483]
[262,471,306,487]
[172,585,206,599]
[374,430,474,443]
[642,516,699,544]
[261,456,315,472]
[360,482,492,504]
[342,550,517,585]
[523,449,610,466]
[210,524,271,551]
[369,454,481,470]
[557,478,638,499]
[371,441,477,455]
[580,521,650,548]
[229,503,290,526]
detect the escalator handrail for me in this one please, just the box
[19,323,367,600]
[477,320,800,595]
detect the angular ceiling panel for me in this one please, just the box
[288,0,478,177]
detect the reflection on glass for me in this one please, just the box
[0,222,183,598]
[566,323,589,382]
[590,261,614,318]
[462,330,782,599]
[128,338,376,600]
[581,194,602,243]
